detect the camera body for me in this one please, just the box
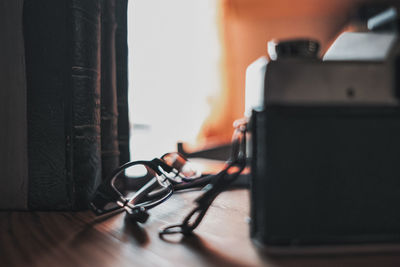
[250,20,400,252]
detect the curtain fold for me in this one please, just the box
[22,0,129,210]
[101,0,120,181]
[115,0,130,165]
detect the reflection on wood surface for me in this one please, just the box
[2,190,400,267]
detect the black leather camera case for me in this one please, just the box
[250,106,400,251]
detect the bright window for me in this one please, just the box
[128,0,222,160]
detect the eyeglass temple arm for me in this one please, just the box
[160,161,246,236]
[196,162,245,207]
[127,176,164,206]
[160,123,248,236]
[91,159,162,214]
[150,158,174,173]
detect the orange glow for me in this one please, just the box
[198,0,368,146]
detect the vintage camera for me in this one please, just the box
[250,7,400,253]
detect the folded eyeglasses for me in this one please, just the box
[90,118,248,236]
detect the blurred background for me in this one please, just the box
[128,0,370,160]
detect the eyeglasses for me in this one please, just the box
[90,152,212,223]
[90,118,248,235]
[160,118,248,236]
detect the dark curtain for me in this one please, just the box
[101,0,130,180]
[23,0,129,210]
[115,0,130,166]
[101,0,120,181]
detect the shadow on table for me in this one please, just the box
[122,218,150,247]
[161,233,253,267]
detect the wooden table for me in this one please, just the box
[2,189,400,267]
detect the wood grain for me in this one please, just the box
[2,190,400,267]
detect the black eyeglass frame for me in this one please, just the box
[159,118,248,237]
[90,152,213,222]
[90,157,176,217]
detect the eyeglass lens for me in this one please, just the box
[161,153,201,179]
[120,163,172,209]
